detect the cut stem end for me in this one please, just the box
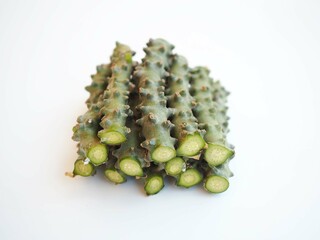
[119,157,144,177]
[144,175,164,195]
[177,168,202,188]
[176,133,205,157]
[151,146,176,163]
[87,143,108,166]
[104,169,126,184]
[204,175,229,193]
[98,130,126,145]
[204,143,234,167]
[73,159,95,177]
[165,157,185,176]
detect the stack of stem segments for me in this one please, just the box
[67,39,235,196]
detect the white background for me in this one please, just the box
[1,0,319,239]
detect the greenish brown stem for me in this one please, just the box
[135,39,176,163]
[85,64,111,108]
[72,60,112,170]
[113,92,149,177]
[190,67,234,166]
[167,55,205,157]
[99,42,135,145]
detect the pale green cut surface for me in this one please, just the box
[104,169,126,184]
[177,169,202,188]
[99,130,126,145]
[152,146,176,163]
[87,143,108,166]
[73,160,94,177]
[145,176,164,195]
[204,175,229,193]
[165,157,185,176]
[204,143,234,167]
[176,133,205,157]
[119,158,143,177]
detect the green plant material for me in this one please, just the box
[72,158,95,177]
[167,55,205,157]
[211,80,230,134]
[118,158,144,177]
[144,174,164,195]
[204,175,229,193]
[113,93,148,177]
[144,164,165,195]
[177,168,203,188]
[165,157,186,176]
[204,143,233,167]
[203,81,234,193]
[72,61,112,168]
[202,162,233,193]
[104,169,126,184]
[104,153,127,184]
[190,67,234,167]
[85,64,112,108]
[135,39,176,163]
[72,107,108,166]
[69,38,236,195]
[98,42,135,145]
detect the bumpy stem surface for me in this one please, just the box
[98,42,135,145]
[135,39,176,163]
[72,61,112,170]
[85,64,111,108]
[113,92,148,177]
[202,81,234,193]
[190,67,234,167]
[167,55,205,157]
[211,81,230,134]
